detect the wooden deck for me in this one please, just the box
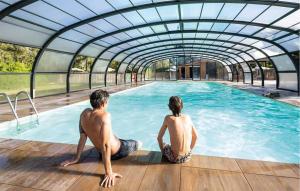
[0,139,299,191]
[0,82,299,190]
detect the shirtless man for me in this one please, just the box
[60,90,141,188]
[157,96,198,163]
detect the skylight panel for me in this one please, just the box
[217,3,245,20]
[123,11,146,26]
[235,4,269,21]
[157,5,179,20]
[254,6,293,24]
[201,3,224,19]
[239,25,262,35]
[180,4,202,19]
[138,8,161,23]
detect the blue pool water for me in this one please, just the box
[0,82,299,163]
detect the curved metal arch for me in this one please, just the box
[127,50,241,84]
[126,46,250,84]
[66,17,297,86]
[99,30,290,87]
[33,0,299,96]
[0,0,38,20]
[118,43,255,83]
[106,37,267,87]
[140,55,231,82]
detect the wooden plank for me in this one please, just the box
[28,157,100,191]
[0,139,29,149]
[245,173,300,191]
[0,183,40,191]
[182,155,241,172]
[180,167,252,191]
[138,164,181,191]
[67,159,147,191]
[236,159,300,178]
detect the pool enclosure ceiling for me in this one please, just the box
[0,0,299,96]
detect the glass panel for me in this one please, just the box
[93,59,109,72]
[91,19,117,33]
[0,19,50,47]
[201,3,224,19]
[12,10,63,30]
[262,45,284,56]
[47,0,95,20]
[274,9,300,28]
[271,54,296,71]
[280,38,300,52]
[23,1,78,26]
[105,14,132,29]
[240,62,250,72]
[181,3,202,19]
[77,0,114,15]
[75,24,105,38]
[70,73,89,91]
[244,72,251,83]
[36,51,73,72]
[138,8,161,23]
[239,25,262,35]
[254,6,293,24]
[123,11,146,26]
[60,30,92,43]
[138,27,154,35]
[80,44,103,57]
[211,23,229,31]
[198,22,213,30]
[218,3,245,20]
[167,23,180,31]
[151,25,166,33]
[0,74,30,101]
[157,5,179,20]
[35,73,66,97]
[225,24,244,33]
[91,73,105,87]
[278,73,298,91]
[109,0,131,9]
[184,22,198,30]
[130,0,152,6]
[48,38,82,53]
[235,4,268,21]
[106,72,116,86]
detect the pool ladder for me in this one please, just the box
[0,91,39,123]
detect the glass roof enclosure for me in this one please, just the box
[0,0,299,97]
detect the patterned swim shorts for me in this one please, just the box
[162,144,191,164]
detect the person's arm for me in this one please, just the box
[157,116,168,151]
[100,113,122,188]
[60,116,87,166]
[190,125,198,150]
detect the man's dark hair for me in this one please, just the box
[90,90,109,109]
[168,96,183,117]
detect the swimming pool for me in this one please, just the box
[0,82,299,163]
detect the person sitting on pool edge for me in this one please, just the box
[157,96,198,163]
[60,89,142,188]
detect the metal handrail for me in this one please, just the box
[14,91,39,119]
[0,93,19,122]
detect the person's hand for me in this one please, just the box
[100,172,123,188]
[60,158,79,167]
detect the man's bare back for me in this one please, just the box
[80,108,120,155]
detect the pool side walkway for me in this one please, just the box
[0,138,299,191]
[220,80,300,107]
